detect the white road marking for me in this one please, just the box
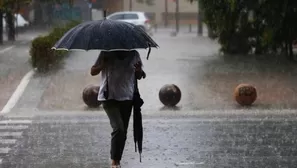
[0,46,14,54]
[0,139,17,145]
[1,70,35,114]
[0,120,32,124]
[175,162,205,166]
[0,147,11,154]
[0,132,23,137]
[0,125,29,130]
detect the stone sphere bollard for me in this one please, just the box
[82,85,101,108]
[159,84,181,107]
[234,84,257,106]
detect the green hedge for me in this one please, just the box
[30,20,81,72]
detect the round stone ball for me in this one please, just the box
[82,85,101,108]
[234,84,257,106]
[159,84,181,107]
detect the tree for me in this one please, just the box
[0,0,67,42]
[189,0,297,60]
[0,0,33,42]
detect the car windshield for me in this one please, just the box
[108,14,124,20]
[124,13,138,20]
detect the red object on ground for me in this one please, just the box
[234,84,257,106]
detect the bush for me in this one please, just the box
[48,20,81,42]
[30,20,81,72]
[30,36,55,72]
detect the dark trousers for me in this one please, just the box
[102,100,133,161]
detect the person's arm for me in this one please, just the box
[90,52,106,76]
[134,51,145,80]
[90,65,104,76]
[135,63,144,80]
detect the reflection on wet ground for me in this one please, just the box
[19,33,297,112]
[2,114,297,168]
[201,54,297,110]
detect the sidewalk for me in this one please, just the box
[11,28,297,113]
[2,111,297,168]
[152,24,209,37]
[0,30,49,111]
[0,29,48,46]
[11,32,219,112]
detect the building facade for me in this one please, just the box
[100,0,199,26]
[32,0,92,26]
[30,0,199,26]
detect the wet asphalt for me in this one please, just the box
[0,30,48,110]
[13,27,297,112]
[1,112,297,168]
[2,28,297,167]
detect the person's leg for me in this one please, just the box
[120,100,133,133]
[102,100,127,166]
[118,100,133,161]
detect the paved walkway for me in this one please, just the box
[0,24,296,168]
[0,30,49,110]
[13,31,220,112]
[0,110,296,168]
[12,29,297,112]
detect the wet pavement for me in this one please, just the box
[0,30,48,110]
[12,30,297,112]
[0,111,297,167]
[15,31,220,112]
[3,28,297,168]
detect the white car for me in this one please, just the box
[106,11,152,34]
[3,14,29,28]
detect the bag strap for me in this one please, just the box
[134,51,141,94]
[103,52,109,99]
[105,68,109,99]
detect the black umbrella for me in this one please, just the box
[133,77,144,162]
[52,11,158,59]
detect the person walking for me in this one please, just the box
[90,50,145,168]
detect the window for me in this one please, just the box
[124,14,139,20]
[109,14,124,20]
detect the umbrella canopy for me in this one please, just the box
[52,17,159,53]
